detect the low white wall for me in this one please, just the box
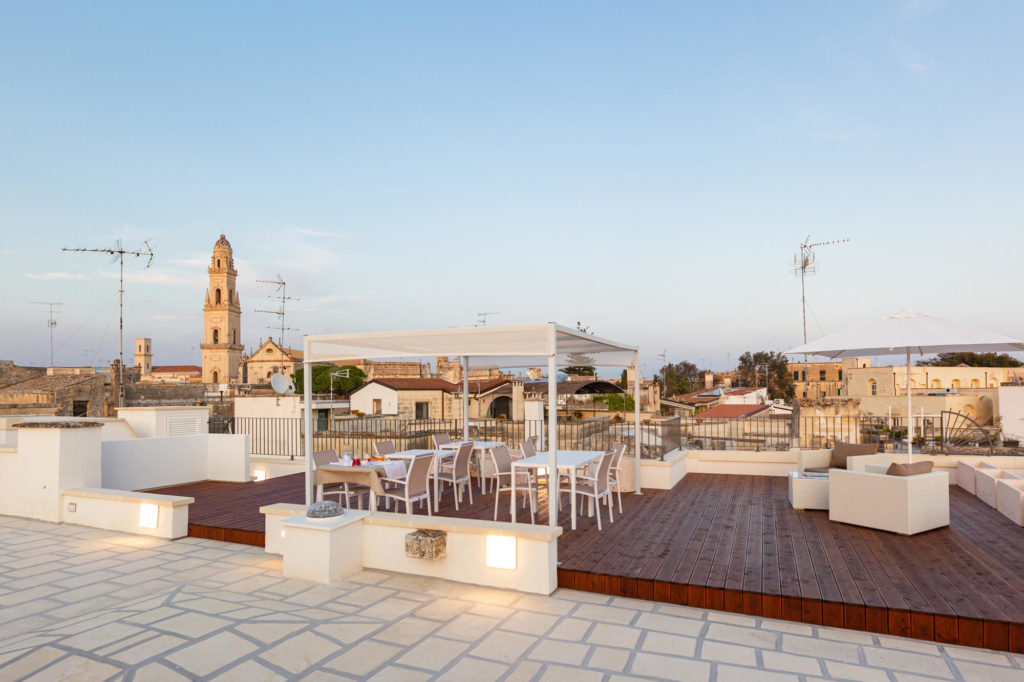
[0,424,103,522]
[272,509,561,595]
[103,434,250,490]
[847,454,1024,486]
[251,455,306,481]
[639,450,687,489]
[62,488,192,539]
[685,449,801,476]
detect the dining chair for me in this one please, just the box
[490,444,535,523]
[380,453,433,515]
[432,442,473,511]
[373,440,396,456]
[432,432,452,448]
[608,442,627,513]
[312,449,368,509]
[558,450,615,530]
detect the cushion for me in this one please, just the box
[886,461,934,477]
[829,441,878,469]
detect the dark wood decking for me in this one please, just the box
[147,472,1024,652]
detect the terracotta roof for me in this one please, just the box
[695,404,769,419]
[0,374,98,396]
[361,378,459,392]
[152,365,201,373]
[466,378,512,395]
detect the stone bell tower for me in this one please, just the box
[200,234,243,384]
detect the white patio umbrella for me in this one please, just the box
[786,310,1024,460]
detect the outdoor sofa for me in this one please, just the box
[829,464,949,535]
[798,441,879,474]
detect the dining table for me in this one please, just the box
[314,462,386,510]
[512,450,604,530]
[438,441,505,493]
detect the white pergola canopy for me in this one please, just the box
[301,322,642,528]
[786,310,1024,459]
[304,323,637,367]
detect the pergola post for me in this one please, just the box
[302,360,313,506]
[461,355,470,441]
[633,351,642,495]
[548,323,559,530]
[906,347,913,462]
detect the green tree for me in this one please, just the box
[656,361,704,397]
[736,351,795,401]
[594,393,635,411]
[917,352,1023,367]
[292,365,366,394]
[561,321,596,376]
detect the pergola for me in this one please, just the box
[301,322,641,528]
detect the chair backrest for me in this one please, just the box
[453,441,474,479]
[595,450,615,493]
[405,454,434,498]
[520,438,537,459]
[374,440,396,456]
[312,449,339,469]
[610,442,627,469]
[432,433,451,448]
[491,444,513,476]
[528,435,539,448]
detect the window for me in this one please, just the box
[232,330,236,345]
[801,371,806,381]
[838,370,842,381]
[212,329,219,344]
[415,402,429,419]
[267,371,272,379]
[802,391,808,398]
[212,371,219,383]
[819,370,826,381]
[869,379,877,396]
[217,258,221,268]
[317,410,328,431]
[215,288,222,304]
[971,379,979,388]
[793,371,799,381]
[952,379,961,389]
[72,400,89,416]
[931,379,941,388]
[372,399,382,415]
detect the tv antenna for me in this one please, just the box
[31,301,62,367]
[476,312,498,327]
[791,236,848,350]
[62,240,154,406]
[256,275,299,347]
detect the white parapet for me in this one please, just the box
[268,507,563,595]
[62,488,193,539]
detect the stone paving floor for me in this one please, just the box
[1,517,1023,681]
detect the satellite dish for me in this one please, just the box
[270,373,296,395]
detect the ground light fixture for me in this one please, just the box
[486,535,516,570]
[138,503,159,529]
[253,469,267,481]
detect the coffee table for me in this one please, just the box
[789,471,830,510]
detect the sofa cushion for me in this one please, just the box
[886,461,934,477]
[830,441,878,469]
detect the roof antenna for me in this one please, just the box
[256,275,299,347]
[62,240,154,406]
[30,301,62,366]
[791,236,848,360]
[476,312,498,327]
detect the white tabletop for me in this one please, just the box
[387,449,453,460]
[438,441,504,450]
[514,450,604,470]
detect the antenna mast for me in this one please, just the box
[30,301,62,367]
[791,236,848,349]
[256,275,299,347]
[476,312,498,327]
[62,240,154,407]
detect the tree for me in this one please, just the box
[917,352,1023,368]
[655,360,704,397]
[736,351,795,401]
[561,321,596,376]
[292,365,366,394]
[594,393,635,411]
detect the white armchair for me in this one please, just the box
[828,469,949,535]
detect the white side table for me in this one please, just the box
[789,472,830,510]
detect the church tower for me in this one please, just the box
[200,235,243,384]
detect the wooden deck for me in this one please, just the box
[147,472,1024,652]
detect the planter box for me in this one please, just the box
[406,529,447,560]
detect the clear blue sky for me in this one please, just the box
[3,1,1023,375]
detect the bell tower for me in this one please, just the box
[200,234,243,384]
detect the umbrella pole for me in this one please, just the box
[906,348,913,462]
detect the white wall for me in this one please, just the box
[350,383,397,415]
[999,386,1024,441]
[0,424,103,522]
[62,488,192,539]
[102,434,250,490]
[235,396,303,419]
[116,407,210,438]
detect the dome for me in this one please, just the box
[213,234,232,252]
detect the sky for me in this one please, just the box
[2,1,1023,377]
